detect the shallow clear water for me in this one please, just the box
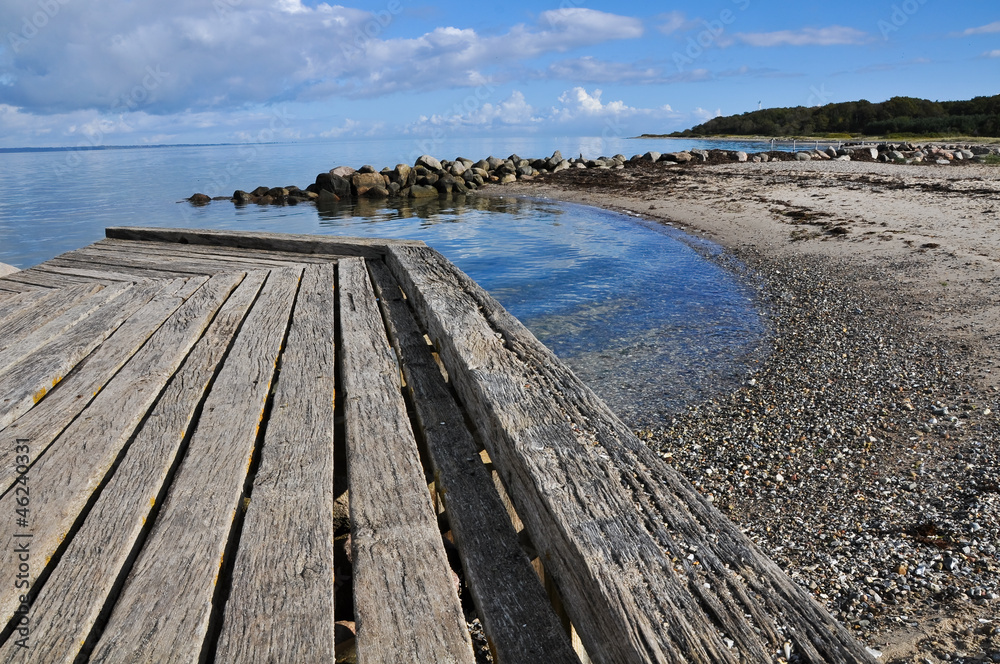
[0,138,766,422]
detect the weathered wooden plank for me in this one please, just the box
[0,283,122,374]
[0,282,105,353]
[27,261,153,284]
[55,245,299,277]
[77,242,318,270]
[0,277,203,496]
[42,255,202,281]
[0,282,154,432]
[386,245,875,664]
[338,257,474,664]
[215,263,337,662]
[0,267,97,289]
[107,225,424,259]
[0,272,268,663]
[89,268,302,661]
[0,278,43,294]
[0,272,245,628]
[0,289,51,323]
[97,237,342,265]
[367,259,579,664]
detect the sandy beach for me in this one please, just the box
[486,159,1000,663]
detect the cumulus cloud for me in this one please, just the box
[736,26,871,47]
[0,2,643,116]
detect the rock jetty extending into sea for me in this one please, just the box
[186,142,1000,206]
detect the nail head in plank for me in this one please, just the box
[338,257,474,664]
[89,267,302,661]
[367,260,579,664]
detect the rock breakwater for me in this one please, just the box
[186,143,1000,206]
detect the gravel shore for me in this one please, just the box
[482,159,1000,663]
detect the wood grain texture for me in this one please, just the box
[107,226,424,259]
[0,282,156,433]
[39,256,201,282]
[0,277,203,496]
[0,283,106,354]
[386,245,875,664]
[0,272,268,663]
[72,242,316,270]
[367,259,579,664]
[97,238,342,265]
[0,289,54,323]
[215,263,337,662]
[338,257,474,664]
[89,267,302,662]
[52,246,299,278]
[0,282,117,373]
[0,268,96,289]
[0,273,244,628]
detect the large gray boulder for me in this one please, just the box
[0,262,19,277]
[415,154,442,171]
[330,165,356,178]
[408,184,439,198]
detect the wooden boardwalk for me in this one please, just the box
[0,227,875,663]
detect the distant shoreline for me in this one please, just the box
[634,133,1000,145]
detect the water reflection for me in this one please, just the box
[310,193,764,425]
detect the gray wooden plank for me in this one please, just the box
[0,289,61,322]
[215,263,337,662]
[0,283,121,374]
[0,272,268,663]
[0,278,44,294]
[367,259,579,664]
[0,267,98,289]
[0,282,106,353]
[89,268,302,661]
[0,272,245,628]
[78,242,315,270]
[339,257,474,664]
[97,237,342,265]
[0,282,153,432]
[27,262,153,283]
[56,245,298,277]
[107,225,424,259]
[386,245,875,664]
[0,277,203,497]
[43,255,202,281]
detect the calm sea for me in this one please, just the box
[0,135,769,422]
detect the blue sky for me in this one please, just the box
[0,0,997,147]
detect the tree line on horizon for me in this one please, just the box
[667,95,1000,138]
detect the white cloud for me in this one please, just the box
[984,50,1000,58]
[657,11,692,35]
[547,57,665,84]
[693,107,722,122]
[736,26,870,47]
[0,2,643,116]
[963,21,1000,35]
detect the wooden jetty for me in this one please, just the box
[0,227,875,663]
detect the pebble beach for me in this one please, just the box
[489,154,1000,663]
